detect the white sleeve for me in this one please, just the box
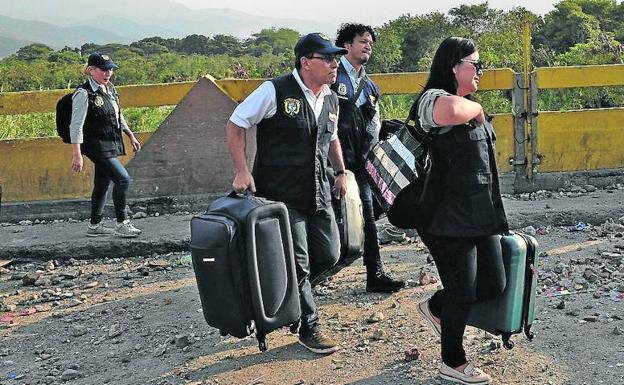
[417,88,452,132]
[330,105,339,141]
[229,81,277,129]
[69,88,89,144]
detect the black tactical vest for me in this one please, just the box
[425,120,509,237]
[255,74,339,211]
[81,81,125,159]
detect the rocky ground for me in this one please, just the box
[1,184,624,385]
[1,217,623,385]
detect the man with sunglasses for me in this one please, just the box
[329,23,405,293]
[225,33,348,354]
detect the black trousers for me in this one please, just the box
[419,232,506,367]
[86,156,130,224]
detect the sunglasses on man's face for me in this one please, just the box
[307,54,339,63]
[460,59,484,73]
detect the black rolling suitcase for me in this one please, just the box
[467,232,539,349]
[190,191,301,351]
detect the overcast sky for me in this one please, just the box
[171,0,559,25]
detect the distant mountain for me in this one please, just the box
[0,0,337,57]
[0,35,32,58]
[0,14,131,51]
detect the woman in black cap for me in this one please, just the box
[69,52,142,238]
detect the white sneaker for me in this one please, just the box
[115,219,141,238]
[439,362,492,385]
[86,223,114,237]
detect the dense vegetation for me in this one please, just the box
[2,0,624,139]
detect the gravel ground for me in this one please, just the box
[1,221,623,385]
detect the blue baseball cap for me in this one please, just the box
[88,52,119,70]
[294,33,348,57]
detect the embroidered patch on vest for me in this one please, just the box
[337,83,348,96]
[283,98,301,117]
[94,95,105,107]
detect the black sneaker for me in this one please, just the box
[298,331,339,354]
[366,271,405,293]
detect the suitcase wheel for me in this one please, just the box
[501,333,514,350]
[219,330,228,337]
[257,335,268,352]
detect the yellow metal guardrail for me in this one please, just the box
[536,65,624,89]
[0,69,515,114]
[2,64,624,202]
[533,64,624,172]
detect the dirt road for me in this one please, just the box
[1,225,623,385]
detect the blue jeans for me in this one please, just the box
[354,170,381,267]
[419,233,506,367]
[87,156,130,224]
[287,206,340,334]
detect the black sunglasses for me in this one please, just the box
[460,59,484,73]
[307,54,339,63]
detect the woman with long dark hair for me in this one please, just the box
[415,37,509,385]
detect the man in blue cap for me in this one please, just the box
[226,33,348,354]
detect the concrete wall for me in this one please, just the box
[125,76,256,198]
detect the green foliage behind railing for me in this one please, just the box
[0,106,174,140]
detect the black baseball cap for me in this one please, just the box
[294,33,348,57]
[87,52,119,70]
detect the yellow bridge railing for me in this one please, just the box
[1,65,623,202]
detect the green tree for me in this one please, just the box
[246,28,300,56]
[209,34,242,56]
[14,43,53,61]
[535,0,602,53]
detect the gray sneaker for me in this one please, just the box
[115,220,141,238]
[86,223,114,237]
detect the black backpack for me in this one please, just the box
[55,85,85,143]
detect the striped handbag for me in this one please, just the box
[364,113,438,225]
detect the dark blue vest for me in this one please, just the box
[331,63,380,170]
[255,74,339,211]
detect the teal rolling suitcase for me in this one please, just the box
[467,232,539,349]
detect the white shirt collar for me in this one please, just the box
[292,69,332,98]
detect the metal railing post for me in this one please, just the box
[512,72,527,178]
